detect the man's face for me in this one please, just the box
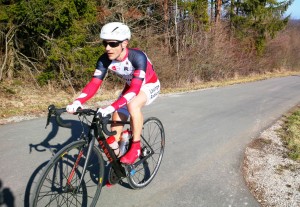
[103,40,127,60]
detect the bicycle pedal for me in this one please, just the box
[124,164,136,176]
[130,169,136,176]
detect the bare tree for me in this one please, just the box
[0,26,17,81]
[210,0,214,23]
[215,0,222,23]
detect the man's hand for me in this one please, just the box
[97,106,115,117]
[66,100,82,113]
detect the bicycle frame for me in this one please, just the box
[94,117,128,178]
[104,120,156,170]
[47,105,156,192]
[32,104,165,207]
[64,112,130,190]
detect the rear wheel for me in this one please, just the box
[127,117,165,189]
[32,140,104,207]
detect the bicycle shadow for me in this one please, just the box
[0,179,15,207]
[29,116,88,154]
[24,116,88,207]
[24,116,132,206]
[24,115,140,206]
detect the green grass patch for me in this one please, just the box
[280,106,300,160]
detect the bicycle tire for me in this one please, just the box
[127,117,165,189]
[32,140,104,207]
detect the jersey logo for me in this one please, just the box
[112,66,117,71]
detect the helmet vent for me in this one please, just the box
[112,27,119,32]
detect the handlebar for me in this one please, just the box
[46,104,117,136]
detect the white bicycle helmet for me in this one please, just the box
[100,22,131,41]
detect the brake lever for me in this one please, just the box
[45,104,55,129]
[101,114,117,136]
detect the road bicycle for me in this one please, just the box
[31,105,165,207]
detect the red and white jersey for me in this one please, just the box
[95,48,157,85]
[76,48,158,111]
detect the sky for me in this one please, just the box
[285,0,300,19]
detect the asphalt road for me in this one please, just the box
[0,75,300,207]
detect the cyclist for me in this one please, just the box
[66,22,160,164]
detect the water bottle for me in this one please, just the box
[119,130,131,157]
[106,136,120,157]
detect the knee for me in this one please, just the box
[127,102,141,117]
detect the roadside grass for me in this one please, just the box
[0,70,299,122]
[160,70,299,94]
[280,106,300,161]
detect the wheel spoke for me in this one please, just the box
[32,140,104,207]
[127,117,165,189]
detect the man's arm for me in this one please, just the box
[75,77,103,104]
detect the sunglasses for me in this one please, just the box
[103,41,122,48]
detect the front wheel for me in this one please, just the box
[31,140,105,207]
[127,117,165,189]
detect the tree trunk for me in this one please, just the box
[215,0,222,23]
[210,0,214,23]
[7,41,15,80]
[163,0,169,46]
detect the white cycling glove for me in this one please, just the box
[66,100,82,113]
[97,105,115,117]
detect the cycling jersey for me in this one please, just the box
[76,48,159,111]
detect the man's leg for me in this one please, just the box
[128,91,147,142]
[120,91,147,164]
[111,111,129,142]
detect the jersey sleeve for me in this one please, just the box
[75,55,109,104]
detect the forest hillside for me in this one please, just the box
[1,0,300,120]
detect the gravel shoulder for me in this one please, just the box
[243,119,300,207]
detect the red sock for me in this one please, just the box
[120,141,141,164]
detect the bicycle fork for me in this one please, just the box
[66,137,96,193]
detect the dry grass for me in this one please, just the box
[0,70,298,124]
[279,106,300,160]
[160,70,299,94]
[0,83,118,119]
